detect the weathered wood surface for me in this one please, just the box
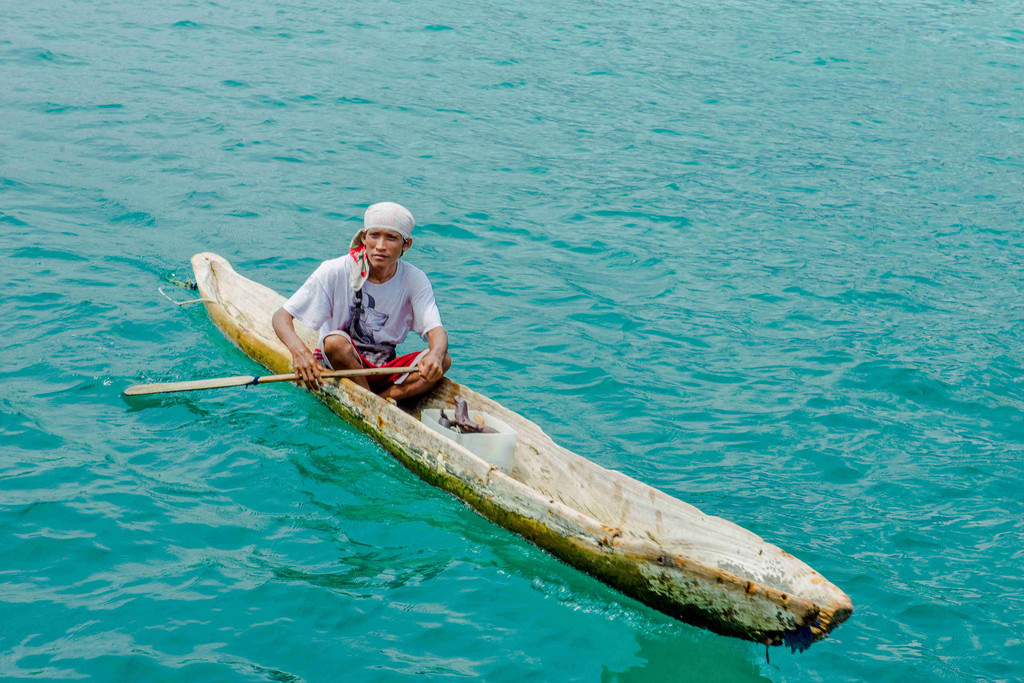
[191,252,853,645]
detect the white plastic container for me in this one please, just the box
[420,408,519,472]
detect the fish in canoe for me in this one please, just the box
[189,252,852,647]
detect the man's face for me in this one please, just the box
[362,228,409,269]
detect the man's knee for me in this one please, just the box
[442,353,452,373]
[324,336,361,369]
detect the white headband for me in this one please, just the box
[362,201,414,241]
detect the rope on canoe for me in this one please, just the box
[158,287,215,306]
[170,277,198,290]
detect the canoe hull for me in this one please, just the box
[191,252,852,645]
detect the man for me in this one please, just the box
[272,202,451,400]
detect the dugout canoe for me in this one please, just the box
[190,252,853,646]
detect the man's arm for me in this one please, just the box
[419,327,449,383]
[272,307,322,391]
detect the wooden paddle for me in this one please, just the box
[123,365,419,397]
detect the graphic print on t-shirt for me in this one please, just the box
[347,292,395,365]
[282,257,443,368]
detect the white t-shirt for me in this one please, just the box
[283,257,443,363]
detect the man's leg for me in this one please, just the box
[380,353,452,401]
[322,333,371,391]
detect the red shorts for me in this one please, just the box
[314,330,427,392]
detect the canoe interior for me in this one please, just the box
[190,252,852,646]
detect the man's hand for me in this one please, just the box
[418,350,445,383]
[273,307,323,392]
[290,344,323,391]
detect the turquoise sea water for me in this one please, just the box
[3,0,1023,680]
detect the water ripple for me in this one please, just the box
[2,0,1024,680]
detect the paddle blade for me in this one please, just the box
[123,375,260,396]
